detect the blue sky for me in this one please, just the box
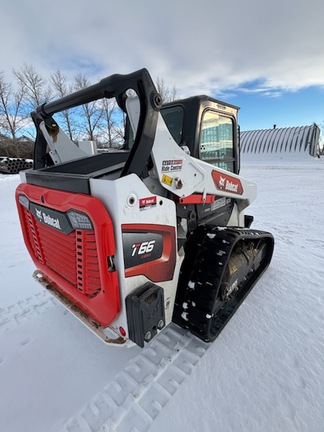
[1,0,324,139]
[226,84,324,132]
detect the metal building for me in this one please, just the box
[240,124,320,156]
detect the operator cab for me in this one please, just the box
[125,95,240,175]
[124,95,241,231]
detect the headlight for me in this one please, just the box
[67,210,93,230]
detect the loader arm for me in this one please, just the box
[31,68,162,174]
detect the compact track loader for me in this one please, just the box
[16,68,274,347]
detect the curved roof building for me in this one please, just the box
[240,124,320,157]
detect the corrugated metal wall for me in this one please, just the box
[240,124,320,156]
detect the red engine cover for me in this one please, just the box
[16,183,120,327]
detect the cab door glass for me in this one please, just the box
[200,110,235,172]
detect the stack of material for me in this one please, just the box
[0,157,33,174]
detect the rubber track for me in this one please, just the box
[59,325,209,432]
[173,226,274,342]
[0,291,56,334]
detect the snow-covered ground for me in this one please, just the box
[0,155,323,432]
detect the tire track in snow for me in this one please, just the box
[0,291,56,333]
[0,290,209,431]
[60,325,209,432]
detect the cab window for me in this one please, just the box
[161,105,184,144]
[124,104,184,149]
[200,110,235,172]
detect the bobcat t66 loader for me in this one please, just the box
[16,69,274,347]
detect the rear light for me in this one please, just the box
[119,326,126,337]
[67,210,93,230]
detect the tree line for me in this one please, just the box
[0,64,177,158]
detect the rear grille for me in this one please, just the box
[22,207,101,297]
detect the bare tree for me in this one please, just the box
[51,69,77,141]
[98,98,126,148]
[0,72,29,157]
[74,73,103,141]
[0,66,180,156]
[13,64,51,110]
[156,77,178,103]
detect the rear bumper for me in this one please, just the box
[33,270,126,344]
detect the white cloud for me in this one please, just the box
[1,0,324,97]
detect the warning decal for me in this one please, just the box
[162,159,183,173]
[161,174,173,187]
